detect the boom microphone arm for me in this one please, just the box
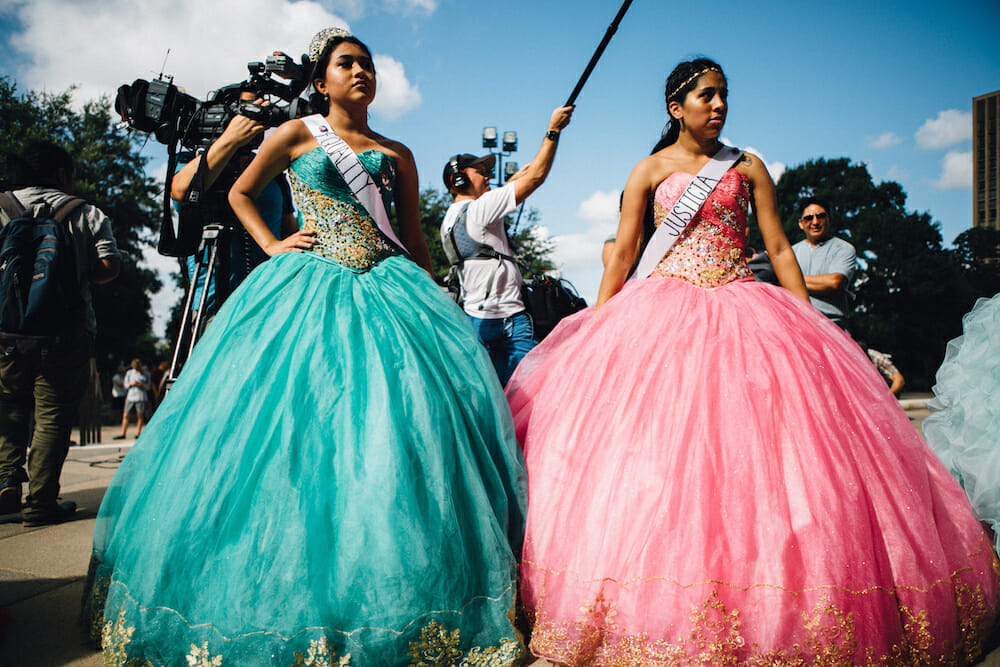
[564,0,635,107]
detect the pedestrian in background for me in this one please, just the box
[0,141,120,526]
[114,358,149,439]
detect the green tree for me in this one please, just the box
[950,226,1000,298]
[417,186,555,282]
[417,187,454,282]
[768,157,975,389]
[0,76,163,389]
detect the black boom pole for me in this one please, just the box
[564,0,635,107]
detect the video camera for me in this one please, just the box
[114,49,321,261]
[115,51,316,151]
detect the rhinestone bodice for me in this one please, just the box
[651,169,754,288]
[288,147,399,270]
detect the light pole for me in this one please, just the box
[481,126,518,187]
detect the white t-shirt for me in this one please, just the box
[124,368,150,403]
[441,184,523,319]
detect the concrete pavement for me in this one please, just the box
[1,401,998,666]
[0,425,132,666]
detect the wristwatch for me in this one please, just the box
[545,129,560,142]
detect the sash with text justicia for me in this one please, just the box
[633,145,743,279]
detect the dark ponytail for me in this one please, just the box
[650,58,725,154]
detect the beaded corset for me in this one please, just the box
[651,169,754,288]
[288,147,399,271]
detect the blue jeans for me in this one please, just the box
[468,311,536,386]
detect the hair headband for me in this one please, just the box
[668,66,722,101]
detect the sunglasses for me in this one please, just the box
[801,212,829,222]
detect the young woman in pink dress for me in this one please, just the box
[507,58,1000,665]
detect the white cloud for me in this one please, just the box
[885,164,909,181]
[549,227,611,305]
[327,0,437,17]
[768,161,786,184]
[382,0,437,11]
[916,110,972,149]
[542,189,622,303]
[932,150,971,190]
[370,55,421,121]
[867,132,903,149]
[322,0,368,19]
[6,0,420,122]
[9,0,336,103]
[575,189,621,224]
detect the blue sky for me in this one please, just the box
[2,0,998,334]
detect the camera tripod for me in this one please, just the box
[164,219,248,393]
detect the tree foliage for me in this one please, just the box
[951,226,1000,298]
[767,157,988,389]
[0,76,163,382]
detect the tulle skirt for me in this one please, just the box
[507,276,1000,665]
[924,292,1000,553]
[82,252,527,666]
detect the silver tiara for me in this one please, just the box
[308,27,353,62]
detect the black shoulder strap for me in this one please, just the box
[448,201,525,268]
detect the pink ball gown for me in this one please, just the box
[506,169,1000,665]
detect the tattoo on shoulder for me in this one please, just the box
[739,154,753,166]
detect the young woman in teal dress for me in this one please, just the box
[82,28,526,666]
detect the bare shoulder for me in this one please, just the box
[734,150,771,182]
[275,117,314,145]
[372,134,415,167]
[629,152,672,189]
[267,118,318,162]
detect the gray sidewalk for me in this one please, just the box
[1,404,998,666]
[0,424,133,666]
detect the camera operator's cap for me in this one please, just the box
[443,153,496,189]
[309,26,353,62]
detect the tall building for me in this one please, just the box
[973,90,999,230]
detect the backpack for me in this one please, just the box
[0,191,85,341]
[521,273,587,341]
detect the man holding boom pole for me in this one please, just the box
[440,106,573,386]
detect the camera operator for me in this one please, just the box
[170,90,297,315]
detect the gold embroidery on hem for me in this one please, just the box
[93,574,523,666]
[292,637,351,666]
[96,575,518,642]
[523,570,1000,666]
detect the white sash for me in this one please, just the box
[633,145,743,279]
[300,114,408,253]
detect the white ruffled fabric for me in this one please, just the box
[924,292,1000,551]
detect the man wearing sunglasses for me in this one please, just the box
[791,198,856,327]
